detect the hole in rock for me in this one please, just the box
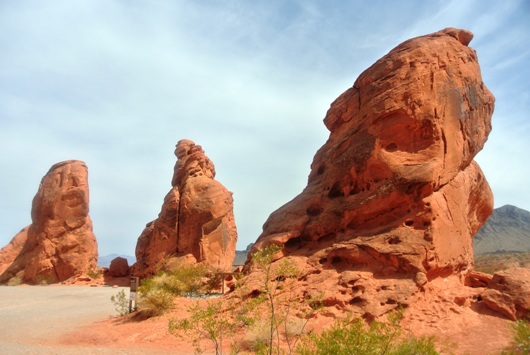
[388,236,401,245]
[349,296,363,305]
[319,258,327,265]
[328,182,344,199]
[423,221,431,227]
[331,256,342,265]
[317,165,325,175]
[351,285,364,293]
[306,205,323,217]
[386,299,397,305]
[285,237,302,249]
[405,220,414,227]
[385,143,398,152]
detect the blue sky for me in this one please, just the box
[1,1,529,257]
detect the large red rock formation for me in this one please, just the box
[0,160,98,284]
[132,140,237,277]
[244,28,496,319]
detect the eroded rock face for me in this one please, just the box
[132,140,237,277]
[109,256,130,277]
[481,268,530,320]
[0,160,98,284]
[245,28,494,318]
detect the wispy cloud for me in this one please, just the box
[1,1,529,255]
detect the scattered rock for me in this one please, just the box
[0,160,98,284]
[465,270,493,288]
[481,268,530,320]
[244,28,495,318]
[132,140,238,277]
[109,257,130,277]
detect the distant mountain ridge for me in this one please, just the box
[474,205,530,255]
[233,243,253,266]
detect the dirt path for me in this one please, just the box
[0,285,184,354]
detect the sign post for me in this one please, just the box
[129,276,139,313]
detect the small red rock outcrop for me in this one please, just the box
[109,256,130,277]
[132,140,237,277]
[0,160,98,284]
[481,268,530,320]
[244,28,496,319]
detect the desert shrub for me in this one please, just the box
[136,262,209,318]
[110,289,129,316]
[87,268,102,279]
[7,275,23,286]
[140,262,208,297]
[240,319,273,354]
[504,319,530,354]
[296,314,438,355]
[169,300,234,355]
[137,288,174,318]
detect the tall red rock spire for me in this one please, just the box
[0,160,98,284]
[132,140,238,277]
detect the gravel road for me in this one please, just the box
[0,285,136,354]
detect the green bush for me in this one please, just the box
[138,289,174,318]
[296,315,438,355]
[504,319,530,354]
[87,268,102,279]
[140,262,208,297]
[136,261,209,318]
[110,289,129,316]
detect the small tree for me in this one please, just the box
[169,300,234,355]
[249,244,312,355]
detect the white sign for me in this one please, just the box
[130,291,137,301]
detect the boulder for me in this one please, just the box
[481,268,530,320]
[244,28,494,318]
[109,256,130,277]
[0,160,98,284]
[132,140,237,277]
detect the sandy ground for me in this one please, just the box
[0,285,189,354]
[0,283,516,354]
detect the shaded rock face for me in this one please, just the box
[0,160,98,284]
[132,140,237,277]
[109,256,130,277]
[246,28,494,318]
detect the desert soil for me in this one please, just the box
[0,284,516,354]
[0,285,192,354]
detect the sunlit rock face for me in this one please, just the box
[0,160,98,284]
[246,28,494,318]
[132,140,238,277]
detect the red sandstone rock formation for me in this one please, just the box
[132,140,237,277]
[109,256,130,277]
[481,268,530,320]
[244,28,497,319]
[0,227,28,277]
[0,160,98,284]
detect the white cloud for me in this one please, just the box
[1,1,529,256]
